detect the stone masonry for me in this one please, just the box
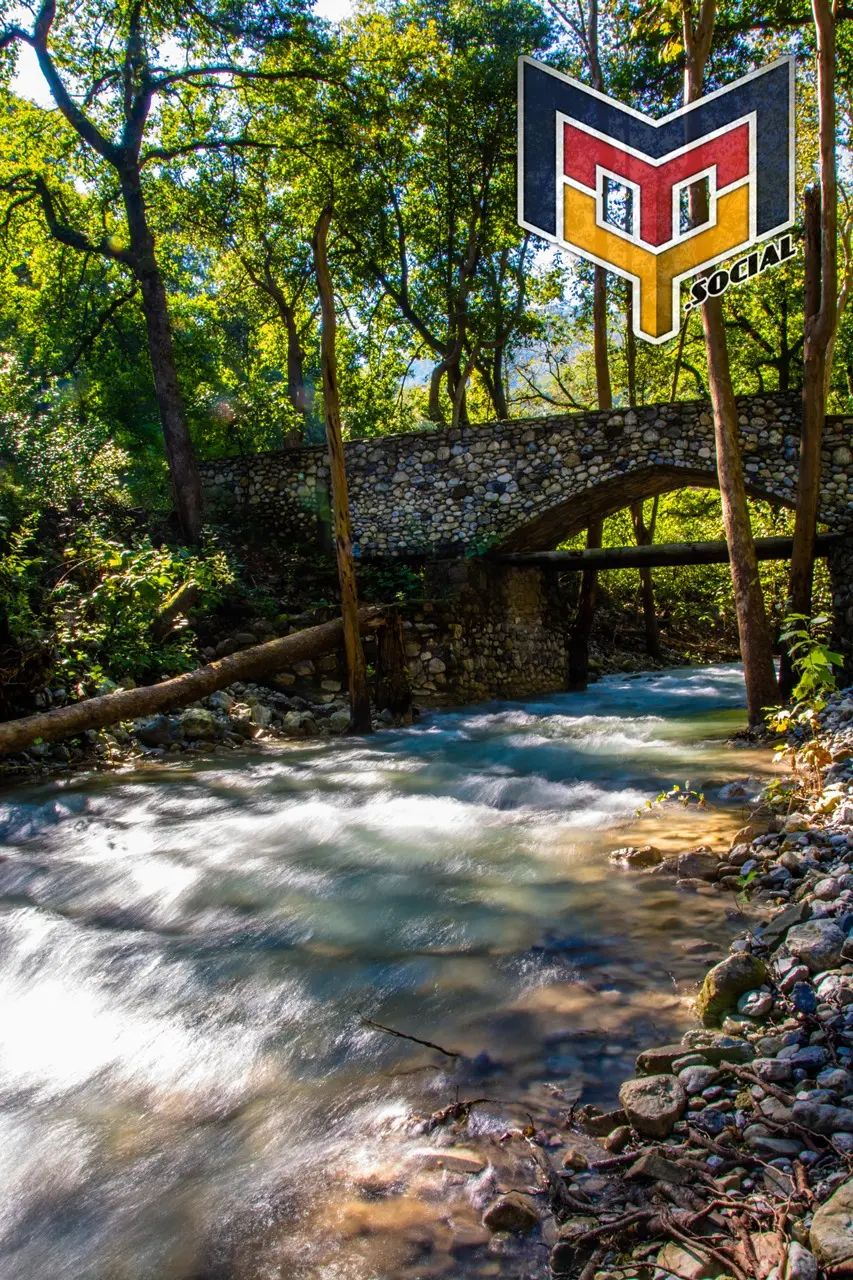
[199,393,853,558]
[268,560,570,706]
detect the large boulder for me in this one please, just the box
[179,707,223,741]
[791,1101,853,1135]
[785,919,847,973]
[676,847,720,881]
[609,845,663,869]
[810,1177,853,1275]
[695,952,768,1026]
[618,1074,686,1138]
[761,901,808,950]
[133,714,182,748]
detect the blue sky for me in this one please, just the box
[9,0,356,106]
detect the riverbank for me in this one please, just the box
[396,689,853,1279]
[0,600,736,785]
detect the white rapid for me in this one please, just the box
[0,665,771,1280]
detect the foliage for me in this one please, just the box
[638,779,707,816]
[50,529,234,693]
[0,358,235,705]
[766,613,843,799]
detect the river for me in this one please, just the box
[0,664,774,1280]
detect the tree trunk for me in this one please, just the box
[120,169,204,544]
[266,279,309,431]
[626,285,661,659]
[783,0,838,696]
[780,186,823,695]
[283,305,309,424]
[568,518,603,690]
[631,502,663,660]
[593,266,612,413]
[498,533,840,570]
[375,608,413,721]
[0,610,383,756]
[312,205,373,734]
[702,296,778,722]
[568,262,613,691]
[683,5,778,726]
[489,346,509,420]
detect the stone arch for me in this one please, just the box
[495,465,800,553]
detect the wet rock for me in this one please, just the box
[786,1242,819,1280]
[229,714,254,739]
[134,714,182,748]
[677,847,720,880]
[752,1057,794,1084]
[576,1106,626,1136]
[761,901,809,949]
[609,844,663,868]
[627,1149,691,1185]
[449,1222,491,1253]
[249,702,272,729]
[329,709,351,733]
[408,1146,486,1174]
[737,988,773,1017]
[695,952,768,1025]
[636,1044,688,1075]
[550,1218,599,1276]
[809,1177,853,1274]
[207,690,234,713]
[792,982,818,1015]
[678,1065,719,1095]
[179,708,223,741]
[603,1125,631,1152]
[779,1044,829,1071]
[482,1191,539,1234]
[654,1239,716,1279]
[791,1101,853,1135]
[619,1074,686,1138]
[561,1146,589,1171]
[785,920,847,972]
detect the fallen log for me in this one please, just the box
[0,607,384,756]
[494,533,842,571]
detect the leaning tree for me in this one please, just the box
[0,0,322,541]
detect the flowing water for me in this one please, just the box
[0,665,775,1280]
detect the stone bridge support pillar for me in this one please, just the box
[401,560,570,703]
[829,536,853,682]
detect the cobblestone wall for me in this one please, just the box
[400,561,568,703]
[199,393,853,557]
[262,562,568,706]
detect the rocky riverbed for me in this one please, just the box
[371,689,853,1280]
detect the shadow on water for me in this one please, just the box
[0,664,774,1279]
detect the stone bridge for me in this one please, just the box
[200,392,853,558]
